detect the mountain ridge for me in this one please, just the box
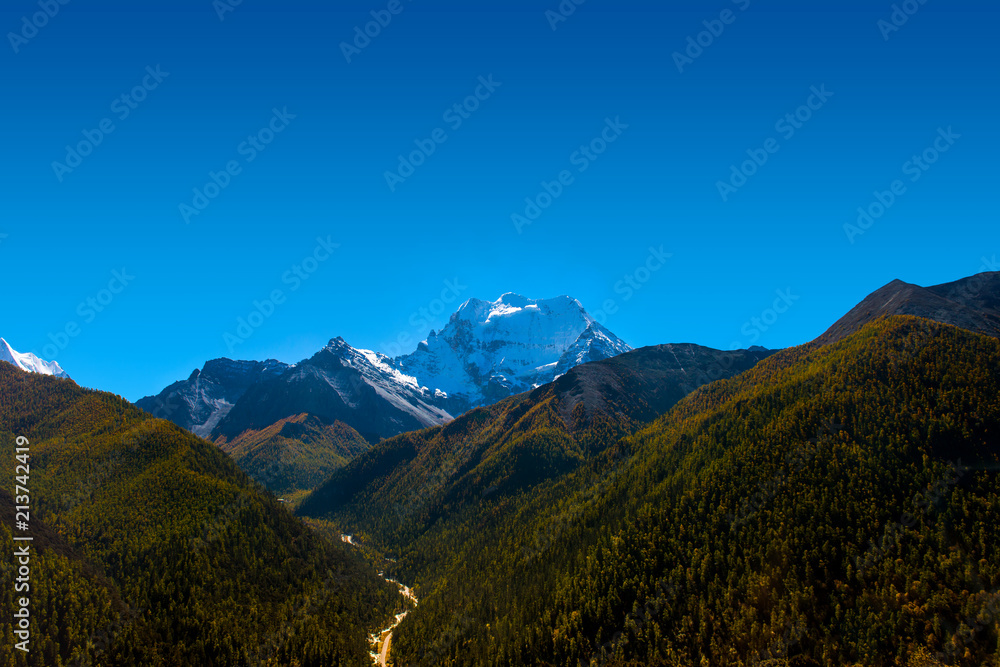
[304,316,1000,666]
[815,271,1000,345]
[135,357,289,437]
[137,293,634,495]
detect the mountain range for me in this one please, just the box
[135,293,635,496]
[7,274,1000,504]
[2,271,1000,665]
[298,273,1000,666]
[142,293,632,439]
[135,358,289,437]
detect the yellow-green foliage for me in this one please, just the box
[0,366,398,666]
[313,316,1000,666]
[215,413,371,497]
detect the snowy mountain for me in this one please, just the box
[135,358,290,438]
[394,293,632,408]
[139,294,632,482]
[0,338,69,378]
[212,337,454,444]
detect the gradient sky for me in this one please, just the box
[1,0,997,401]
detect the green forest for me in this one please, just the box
[3,315,999,665]
[301,317,1000,666]
[214,413,372,503]
[0,364,400,666]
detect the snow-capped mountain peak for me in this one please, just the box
[142,294,631,443]
[396,293,631,406]
[0,338,69,378]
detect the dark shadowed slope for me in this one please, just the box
[816,271,1000,345]
[135,358,289,437]
[212,338,454,444]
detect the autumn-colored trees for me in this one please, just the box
[309,317,1000,666]
[0,365,397,666]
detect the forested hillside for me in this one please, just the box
[0,365,399,666]
[214,414,371,502]
[307,317,1000,666]
[298,343,773,546]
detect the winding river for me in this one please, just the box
[341,534,418,666]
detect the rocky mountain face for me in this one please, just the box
[142,293,633,446]
[135,358,289,438]
[298,341,777,525]
[138,293,635,493]
[211,337,454,445]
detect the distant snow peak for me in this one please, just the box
[139,293,632,443]
[0,337,69,378]
[396,293,631,405]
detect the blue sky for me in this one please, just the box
[1,0,997,401]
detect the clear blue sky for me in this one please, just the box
[1,0,997,401]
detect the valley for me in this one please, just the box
[3,273,1000,665]
[4,3,992,663]
[340,534,418,667]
